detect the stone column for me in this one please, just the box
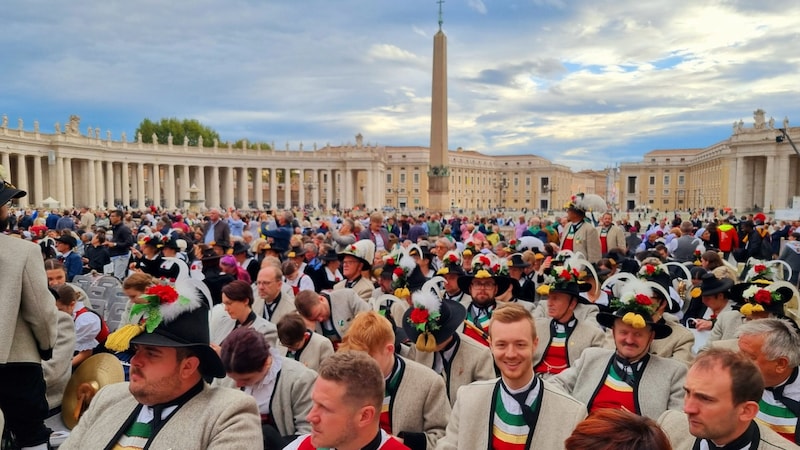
[113,164,122,205]
[210,166,221,209]
[152,163,161,208]
[166,164,176,210]
[284,168,292,209]
[238,167,248,209]
[325,169,332,210]
[32,155,43,207]
[121,162,130,208]
[365,169,374,210]
[16,155,29,208]
[312,169,320,210]
[196,166,207,210]
[87,159,97,209]
[137,163,146,210]
[64,158,74,208]
[774,154,790,209]
[223,167,235,208]
[299,169,306,209]
[55,157,66,205]
[764,156,776,211]
[106,161,115,208]
[95,160,106,208]
[254,167,264,211]
[269,168,277,210]
[344,169,353,210]
[734,157,745,212]
[181,165,190,209]
[1,153,10,183]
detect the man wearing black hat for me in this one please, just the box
[507,253,538,303]
[55,234,83,282]
[232,241,260,282]
[310,248,342,292]
[158,235,189,280]
[636,262,695,364]
[0,168,59,450]
[457,255,515,347]
[401,290,495,406]
[551,279,687,419]
[692,273,735,351]
[532,269,605,379]
[62,282,261,448]
[561,194,602,263]
[437,251,471,304]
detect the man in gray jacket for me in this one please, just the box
[0,170,58,450]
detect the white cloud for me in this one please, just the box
[467,0,488,15]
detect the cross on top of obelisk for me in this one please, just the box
[437,0,444,30]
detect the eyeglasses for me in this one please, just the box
[471,282,496,290]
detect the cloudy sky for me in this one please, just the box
[2,1,799,170]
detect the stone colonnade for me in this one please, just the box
[0,122,386,211]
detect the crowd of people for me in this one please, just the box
[4,167,800,449]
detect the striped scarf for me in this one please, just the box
[491,378,541,450]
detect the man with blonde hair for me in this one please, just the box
[340,311,450,450]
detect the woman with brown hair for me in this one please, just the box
[565,408,672,450]
[210,279,277,347]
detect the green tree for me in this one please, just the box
[232,139,271,150]
[135,118,220,147]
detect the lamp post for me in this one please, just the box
[303,181,317,210]
[494,178,508,211]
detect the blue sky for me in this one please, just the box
[2,0,799,170]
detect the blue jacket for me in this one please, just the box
[261,222,292,253]
[62,251,83,282]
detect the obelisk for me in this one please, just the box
[428,0,449,211]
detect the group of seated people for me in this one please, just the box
[15,201,800,450]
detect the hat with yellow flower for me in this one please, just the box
[104,279,224,378]
[536,265,591,299]
[402,288,466,352]
[436,250,466,277]
[730,279,798,318]
[457,252,512,294]
[596,278,672,339]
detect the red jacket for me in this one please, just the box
[717,224,739,252]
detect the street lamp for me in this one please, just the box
[776,128,800,158]
[303,181,317,210]
[494,178,508,210]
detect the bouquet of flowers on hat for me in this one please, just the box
[138,233,162,248]
[105,274,205,352]
[736,280,798,317]
[742,259,794,283]
[388,247,417,300]
[536,264,582,296]
[637,263,665,278]
[506,238,518,253]
[693,249,703,266]
[471,253,508,278]
[611,278,666,329]
[436,250,461,275]
[462,240,477,257]
[406,289,442,352]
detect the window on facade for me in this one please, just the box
[414,198,420,205]
[663,199,669,205]
[649,176,655,185]
[386,173,392,183]
[663,189,670,196]
[526,177,531,186]
[678,175,685,185]
[649,199,654,204]
[649,189,655,196]
[627,177,636,194]
[400,173,406,183]
[413,173,420,184]
[663,175,670,185]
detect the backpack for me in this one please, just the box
[74,307,110,345]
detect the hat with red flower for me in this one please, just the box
[457,253,512,294]
[104,278,224,378]
[436,250,465,276]
[730,279,797,318]
[596,278,672,339]
[402,289,466,352]
[536,264,591,299]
